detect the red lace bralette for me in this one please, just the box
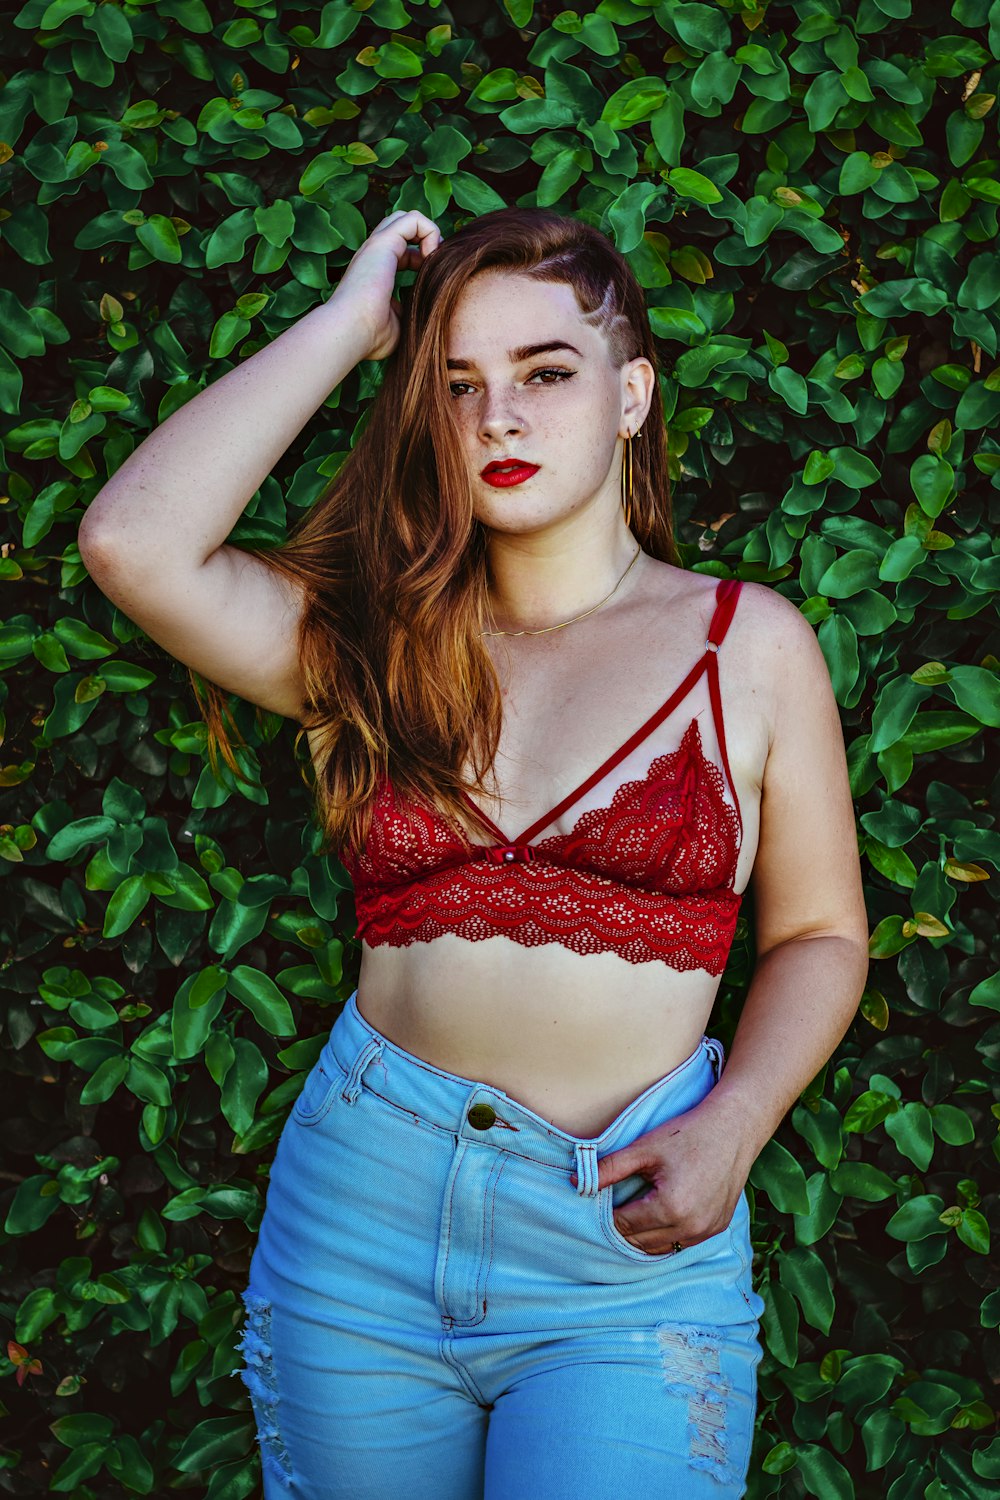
[341,578,745,973]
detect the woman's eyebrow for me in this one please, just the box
[445,341,584,370]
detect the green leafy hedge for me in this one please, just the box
[2,0,999,1495]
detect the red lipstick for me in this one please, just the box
[480,460,540,487]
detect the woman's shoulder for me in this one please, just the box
[639,564,827,744]
[638,559,810,641]
[723,576,828,669]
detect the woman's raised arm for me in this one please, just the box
[76,211,442,722]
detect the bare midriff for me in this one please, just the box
[353,936,745,1137]
[308,567,767,1138]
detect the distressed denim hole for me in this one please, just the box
[656,1323,740,1488]
[233,1291,293,1491]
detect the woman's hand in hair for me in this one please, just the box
[332,210,442,362]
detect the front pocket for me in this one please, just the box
[598,1176,685,1262]
[290,1054,346,1126]
[598,1180,732,1264]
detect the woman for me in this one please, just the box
[78,206,870,1498]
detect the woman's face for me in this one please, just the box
[444,271,650,536]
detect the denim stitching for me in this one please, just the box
[342,1016,710,1144]
[470,1155,495,1324]
[233,1291,292,1491]
[728,1199,758,1313]
[439,1145,462,1321]
[475,1152,506,1323]
[291,1058,346,1127]
[352,1046,714,1172]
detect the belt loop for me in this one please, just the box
[574,1142,599,1197]
[705,1036,725,1084]
[340,1036,384,1104]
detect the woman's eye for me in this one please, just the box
[448,368,574,398]
[528,368,574,384]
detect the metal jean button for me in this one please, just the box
[467,1102,496,1130]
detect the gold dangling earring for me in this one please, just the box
[621,425,641,530]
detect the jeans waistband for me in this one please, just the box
[329,991,726,1197]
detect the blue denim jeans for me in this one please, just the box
[233,990,765,1498]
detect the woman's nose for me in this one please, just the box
[478,390,524,442]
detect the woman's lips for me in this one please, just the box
[480,463,540,487]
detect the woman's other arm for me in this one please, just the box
[77,211,442,723]
[707,583,871,1159]
[575,582,871,1251]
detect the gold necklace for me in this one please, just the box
[480,545,642,638]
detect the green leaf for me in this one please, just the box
[803,450,835,484]
[829,446,880,487]
[829,1161,898,1201]
[450,172,507,214]
[942,665,1000,727]
[672,3,731,52]
[374,42,423,80]
[792,1098,844,1170]
[173,1415,253,1473]
[778,1245,835,1334]
[769,364,809,413]
[220,1037,269,1136]
[796,1443,855,1500]
[209,312,252,360]
[103,874,151,939]
[157,862,214,911]
[606,181,662,253]
[4,1174,63,1235]
[843,1088,897,1132]
[761,1278,799,1367]
[909,453,955,517]
[545,58,604,121]
[50,1413,116,1448]
[227,965,296,1036]
[817,613,859,703]
[136,214,182,264]
[956,1208,990,1254]
[748,1137,810,1214]
[602,77,668,128]
[665,167,723,204]
[863,796,921,855]
[80,1054,129,1105]
[49,1441,106,1491]
[968,971,1000,1010]
[865,837,917,886]
[172,973,227,1061]
[929,1104,974,1146]
[837,588,897,635]
[885,1193,947,1242]
[900,710,981,754]
[884,1101,935,1171]
[817,549,881,598]
[647,306,707,340]
[869,676,930,752]
[536,147,588,206]
[46,815,117,860]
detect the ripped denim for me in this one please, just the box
[233,1291,293,1491]
[232,989,765,1498]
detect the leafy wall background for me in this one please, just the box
[0,0,998,1495]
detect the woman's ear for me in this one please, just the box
[623,356,656,431]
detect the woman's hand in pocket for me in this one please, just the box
[570,1093,755,1256]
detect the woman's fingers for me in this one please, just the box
[377,210,442,262]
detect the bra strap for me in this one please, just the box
[706,576,742,652]
[705,578,743,840]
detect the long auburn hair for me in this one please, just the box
[191,206,681,858]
